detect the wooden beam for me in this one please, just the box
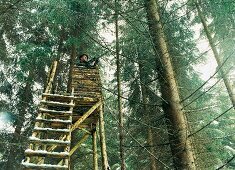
[69,133,90,156]
[78,127,91,134]
[71,101,101,131]
[65,87,74,170]
[44,60,58,95]
[92,130,98,170]
[98,104,109,170]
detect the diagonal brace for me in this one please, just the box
[70,133,90,156]
[71,101,101,131]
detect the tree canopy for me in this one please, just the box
[0,0,234,169]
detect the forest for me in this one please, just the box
[0,0,234,169]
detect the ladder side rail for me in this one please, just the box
[63,87,75,169]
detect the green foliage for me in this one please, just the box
[0,0,234,169]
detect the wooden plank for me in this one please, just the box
[39,108,72,114]
[35,135,67,164]
[74,92,101,96]
[74,83,100,87]
[74,96,99,102]
[25,150,69,158]
[73,68,98,72]
[40,100,74,107]
[73,81,101,87]
[74,79,100,82]
[75,89,101,93]
[72,77,98,81]
[42,93,74,99]
[29,138,70,145]
[72,75,98,79]
[36,118,72,124]
[22,162,68,169]
[33,127,70,133]
[71,101,101,131]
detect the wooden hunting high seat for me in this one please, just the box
[22,61,109,170]
[71,66,102,130]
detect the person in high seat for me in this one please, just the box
[77,53,99,68]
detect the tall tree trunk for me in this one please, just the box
[52,29,65,92]
[67,43,76,93]
[195,0,235,108]
[147,128,157,170]
[138,61,157,170]
[5,71,33,170]
[144,0,196,169]
[115,1,125,169]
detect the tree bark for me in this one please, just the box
[138,61,157,170]
[5,71,33,170]
[115,1,125,169]
[195,0,235,108]
[52,28,65,92]
[147,128,157,170]
[67,43,76,93]
[144,0,196,169]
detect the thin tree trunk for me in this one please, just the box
[67,43,76,93]
[147,128,157,170]
[144,0,196,169]
[5,71,33,170]
[115,1,125,169]
[195,0,235,108]
[52,29,65,92]
[138,61,157,170]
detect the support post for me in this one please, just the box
[99,104,109,170]
[44,60,58,94]
[92,130,98,170]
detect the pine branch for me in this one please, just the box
[106,105,171,169]
[181,51,234,103]
[216,155,235,170]
[0,0,24,15]
[182,77,222,109]
[188,106,234,138]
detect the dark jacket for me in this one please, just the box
[76,58,99,68]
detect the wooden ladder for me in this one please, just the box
[22,89,75,169]
[22,62,109,169]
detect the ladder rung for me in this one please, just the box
[42,93,74,99]
[41,100,74,107]
[39,108,72,115]
[33,127,70,133]
[21,162,68,169]
[24,149,69,158]
[29,137,70,145]
[36,118,72,124]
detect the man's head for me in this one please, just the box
[79,54,88,62]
